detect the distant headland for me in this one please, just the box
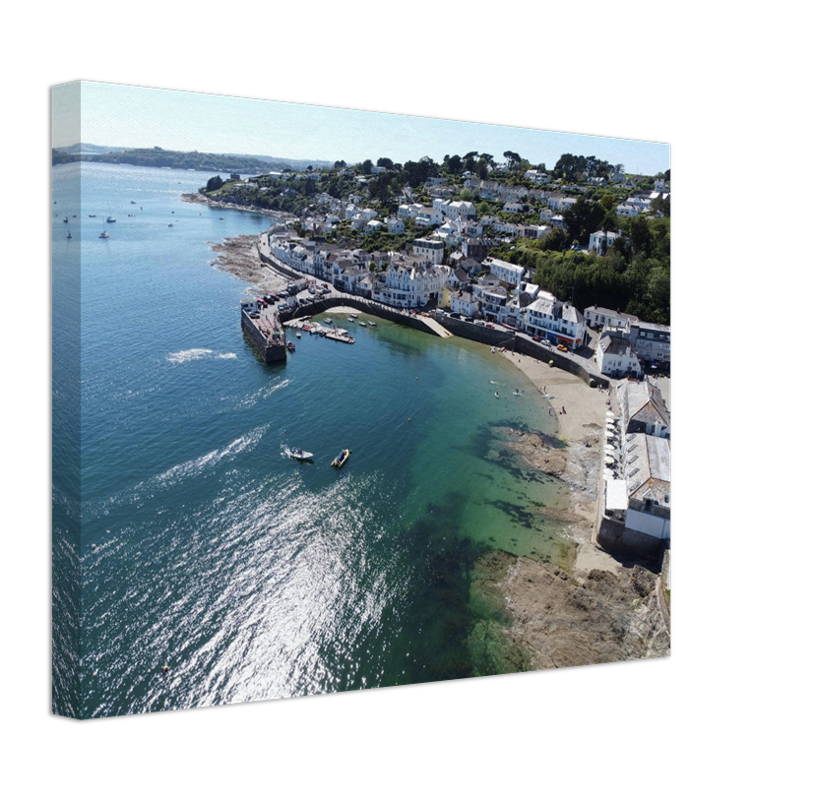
[51,143,331,174]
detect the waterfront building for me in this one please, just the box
[371,254,449,308]
[583,308,670,366]
[472,275,508,321]
[522,294,587,349]
[604,434,671,543]
[617,379,671,439]
[450,289,480,318]
[596,331,642,378]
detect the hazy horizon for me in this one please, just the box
[52,81,670,175]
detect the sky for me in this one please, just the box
[52,80,670,175]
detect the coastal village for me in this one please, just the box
[193,151,671,666]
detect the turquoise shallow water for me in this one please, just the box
[51,162,572,718]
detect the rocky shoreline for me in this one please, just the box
[476,353,670,669]
[181,191,299,225]
[205,230,670,670]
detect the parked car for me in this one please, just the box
[557,344,568,352]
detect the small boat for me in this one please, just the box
[358,321,367,327]
[66,232,72,239]
[285,447,314,461]
[63,216,68,223]
[349,314,358,319]
[296,332,301,338]
[368,321,376,327]
[324,318,333,325]
[219,216,225,220]
[331,449,351,468]
[168,223,174,227]
[106,216,116,223]
[89,214,97,218]
[287,341,295,352]
[495,392,499,398]
[130,200,137,204]
[99,231,109,239]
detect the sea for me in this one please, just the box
[51,161,574,718]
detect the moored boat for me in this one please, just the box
[287,341,296,352]
[106,216,116,223]
[99,231,109,239]
[331,448,351,468]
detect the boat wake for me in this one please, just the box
[166,348,237,364]
[84,424,270,519]
[153,425,268,487]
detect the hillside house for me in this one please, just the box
[482,256,525,287]
[588,230,620,254]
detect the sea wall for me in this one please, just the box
[596,515,666,559]
[241,310,287,363]
[257,248,304,282]
[436,317,609,389]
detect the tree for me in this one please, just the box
[377,157,394,169]
[360,159,373,175]
[503,150,521,169]
[334,160,346,169]
[205,175,224,193]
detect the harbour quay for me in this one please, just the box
[240,297,287,363]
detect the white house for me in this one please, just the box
[522,294,586,349]
[415,207,443,227]
[434,199,476,220]
[397,203,424,220]
[387,218,405,235]
[615,203,640,218]
[450,289,480,318]
[412,238,445,265]
[596,332,642,378]
[588,229,620,254]
[365,219,384,235]
[583,306,639,330]
[503,201,525,214]
[372,256,450,309]
[482,256,525,287]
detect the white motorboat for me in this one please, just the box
[285,447,314,461]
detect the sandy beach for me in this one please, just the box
[496,349,616,567]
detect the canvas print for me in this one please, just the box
[51,81,671,719]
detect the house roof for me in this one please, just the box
[623,434,671,505]
[618,380,671,429]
